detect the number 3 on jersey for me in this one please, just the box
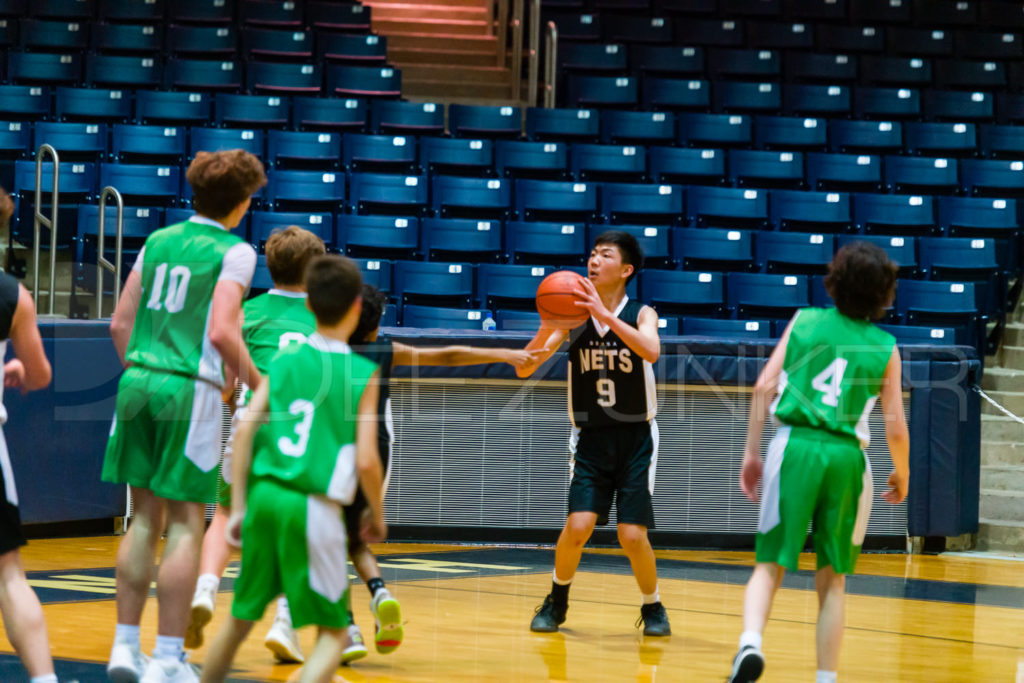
[279,399,314,457]
[811,358,848,407]
[146,263,192,313]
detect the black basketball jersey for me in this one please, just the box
[352,334,394,444]
[567,297,656,428]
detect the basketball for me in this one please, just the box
[536,270,590,329]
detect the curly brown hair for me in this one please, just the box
[265,225,326,287]
[186,149,267,220]
[824,242,898,320]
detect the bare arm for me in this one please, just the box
[514,325,571,378]
[209,280,261,391]
[574,279,660,363]
[7,284,50,391]
[355,373,386,542]
[225,377,270,545]
[391,342,539,369]
[110,270,142,365]
[879,346,910,504]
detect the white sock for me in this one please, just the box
[276,596,292,623]
[114,623,140,648]
[739,630,763,651]
[642,588,660,605]
[552,569,573,586]
[197,573,220,593]
[153,635,184,663]
[30,675,58,683]
[816,670,837,683]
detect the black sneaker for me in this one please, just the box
[636,602,671,636]
[530,594,567,632]
[729,645,765,682]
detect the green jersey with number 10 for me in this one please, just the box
[771,307,895,448]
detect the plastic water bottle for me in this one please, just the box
[482,315,497,331]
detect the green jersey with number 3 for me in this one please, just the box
[771,307,895,447]
[243,290,317,374]
[126,220,250,386]
[251,333,378,504]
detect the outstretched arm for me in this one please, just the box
[391,342,540,369]
[514,325,570,378]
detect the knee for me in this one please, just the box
[616,525,647,553]
[565,518,595,545]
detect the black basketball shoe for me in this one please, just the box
[530,594,567,633]
[729,644,765,682]
[636,602,671,636]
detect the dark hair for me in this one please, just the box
[305,255,363,327]
[265,225,326,286]
[350,284,388,345]
[593,230,643,285]
[186,149,267,220]
[824,242,898,320]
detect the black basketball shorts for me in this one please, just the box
[344,436,393,552]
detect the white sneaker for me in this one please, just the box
[107,641,149,683]
[264,615,305,664]
[341,624,368,665]
[139,657,199,683]
[185,583,216,650]
[370,588,404,654]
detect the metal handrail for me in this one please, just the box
[544,21,558,108]
[527,0,541,107]
[496,0,508,67]
[96,186,124,319]
[33,144,59,316]
[511,0,524,101]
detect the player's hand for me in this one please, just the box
[740,454,763,503]
[573,277,612,325]
[504,348,543,368]
[3,359,25,392]
[882,469,909,505]
[225,510,245,548]
[361,512,387,544]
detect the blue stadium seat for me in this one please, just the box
[0,17,15,48]
[74,204,163,290]
[914,0,976,27]
[327,65,400,98]
[674,18,745,47]
[836,234,918,276]
[884,156,959,194]
[93,22,163,55]
[111,125,186,164]
[559,42,628,73]
[783,85,852,117]
[252,211,333,250]
[8,51,81,84]
[920,236,1000,296]
[494,140,568,179]
[266,169,345,211]
[342,133,417,174]
[806,152,883,192]
[672,227,756,271]
[166,58,242,91]
[957,29,1024,59]
[247,61,322,95]
[754,116,826,150]
[727,272,809,320]
[854,193,937,235]
[860,56,932,87]
[639,269,725,316]
[770,189,852,232]
[100,0,163,22]
[649,147,726,184]
[997,93,1024,126]
[936,59,1006,90]
[728,150,804,189]
[506,221,586,265]
[789,0,848,21]
[853,87,921,120]
[353,257,393,293]
[12,160,96,244]
[895,279,980,351]
[267,130,341,169]
[189,127,265,159]
[394,260,474,307]
[476,263,552,310]
[938,196,1019,242]
[99,163,181,206]
[714,81,781,113]
[214,93,290,128]
[852,0,910,24]
[631,45,704,76]
[525,107,599,142]
[687,185,768,228]
[33,1,93,19]
[0,121,31,162]
[978,1,1024,27]
[170,0,234,23]
[348,172,428,216]
[784,52,858,83]
[421,137,494,177]
[20,18,89,50]
[570,143,647,182]
[308,1,372,31]
[601,182,683,225]
[756,231,835,274]
[33,122,107,161]
[723,0,780,18]
[87,54,162,89]
[515,179,598,222]
[808,273,833,309]
[251,254,273,291]
[708,48,780,79]
[641,77,711,110]
[678,112,752,147]
[588,223,672,268]
[496,309,542,331]
[877,323,957,346]
[403,304,492,331]
[241,1,304,27]
[449,104,522,139]
[318,32,387,64]
[923,90,993,122]
[600,111,674,145]
[164,208,196,225]
[828,119,902,154]
[370,99,443,136]
[167,25,237,58]
[0,85,52,120]
[293,96,367,132]
[381,303,399,327]
[337,214,418,259]
[748,20,814,49]
[961,159,1024,197]
[422,217,503,262]
[55,87,131,123]
[815,24,885,54]
[567,75,638,108]
[431,176,511,219]
[605,15,673,44]
[903,122,977,157]
[136,91,211,126]
[979,124,1024,159]
[681,316,772,338]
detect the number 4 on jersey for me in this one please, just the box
[811,358,848,407]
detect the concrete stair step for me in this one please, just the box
[369,4,490,21]
[979,489,1024,520]
[385,32,498,50]
[999,345,1024,369]
[396,63,511,84]
[977,520,1024,553]
[981,465,1024,491]
[1002,322,1024,348]
[981,440,1024,467]
[980,389,1024,417]
[403,78,513,99]
[389,47,498,67]
[373,17,491,35]
[980,366,1024,393]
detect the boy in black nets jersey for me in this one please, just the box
[516,230,670,637]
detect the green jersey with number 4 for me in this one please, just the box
[126,220,249,386]
[251,333,378,504]
[242,290,317,374]
[771,307,895,448]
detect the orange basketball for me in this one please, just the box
[536,270,590,329]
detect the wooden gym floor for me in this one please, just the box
[1,537,1022,682]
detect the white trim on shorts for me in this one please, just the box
[184,379,223,473]
[306,495,349,602]
[853,454,873,546]
[647,419,659,495]
[0,430,17,507]
[758,425,791,535]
